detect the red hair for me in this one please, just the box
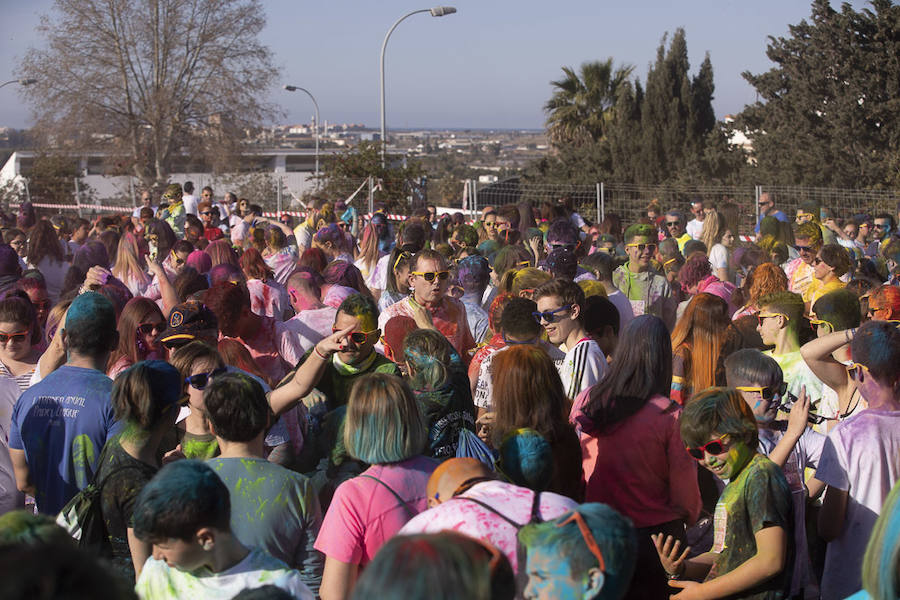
[239,248,274,282]
[671,293,731,398]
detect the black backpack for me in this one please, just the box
[56,446,141,557]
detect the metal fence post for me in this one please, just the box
[755,185,761,233]
[600,182,605,223]
[368,176,374,216]
[596,183,601,224]
[472,179,478,219]
[74,177,82,217]
[276,177,283,214]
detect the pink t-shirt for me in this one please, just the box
[378,296,475,365]
[220,316,303,384]
[398,480,577,572]
[576,393,702,529]
[282,306,337,354]
[314,455,436,566]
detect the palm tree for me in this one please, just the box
[544,59,635,147]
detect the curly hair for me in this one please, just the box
[678,252,712,290]
[745,262,789,308]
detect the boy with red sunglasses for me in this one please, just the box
[653,388,793,600]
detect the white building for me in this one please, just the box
[0,148,338,207]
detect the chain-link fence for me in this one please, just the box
[461,179,900,235]
[9,172,900,234]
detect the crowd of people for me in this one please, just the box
[1,184,900,600]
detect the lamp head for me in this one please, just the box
[19,79,38,86]
[283,85,298,92]
[430,6,457,16]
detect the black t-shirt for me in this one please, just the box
[97,437,158,580]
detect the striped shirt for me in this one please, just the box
[559,338,607,403]
[0,361,35,393]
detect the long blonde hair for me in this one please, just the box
[112,232,150,289]
[700,210,727,253]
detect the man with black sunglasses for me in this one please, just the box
[785,221,823,304]
[754,191,788,235]
[378,249,476,363]
[664,209,692,252]
[612,223,675,329]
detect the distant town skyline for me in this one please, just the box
[0,0,871,131]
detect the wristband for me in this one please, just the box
[667,571,681,580]
[314,346,331,361]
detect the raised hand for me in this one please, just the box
[651,533,690,578]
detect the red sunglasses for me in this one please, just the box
[332,327,378,344]
[686,435,730,461]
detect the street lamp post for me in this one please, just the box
[0,78,37,90]
[283,84,320,178]
[380,6,456,167]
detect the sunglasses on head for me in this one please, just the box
[686,435,730,460]
[412,270,450,282]
[532,304,572,324]
[556,511,607,574]
[626,242,657,252]
[332,327,378,344]
[0,331,29,344]
[185,366,227,390]
[136,322,164,337]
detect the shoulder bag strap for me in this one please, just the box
[359,474,416,518]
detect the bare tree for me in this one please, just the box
[18,0,280,189]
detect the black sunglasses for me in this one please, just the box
[185,366,227,390]
[532,304,572,324]
[136,322,164,336]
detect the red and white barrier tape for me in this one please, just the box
[10,202,133,213]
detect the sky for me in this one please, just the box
[0,0,873,131]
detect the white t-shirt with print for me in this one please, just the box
[136,547,313,600]
[473,341,565,411]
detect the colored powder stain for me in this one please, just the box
[71,434,96,489]
[357,312,377,332]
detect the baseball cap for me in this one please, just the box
[156,300,218,347]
